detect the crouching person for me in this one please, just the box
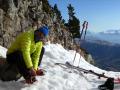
[6,26,49,84]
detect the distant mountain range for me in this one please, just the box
[80,30,120,71]
[85,30,120,44]
[99,29,120,35]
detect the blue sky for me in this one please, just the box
[48,0,120,33]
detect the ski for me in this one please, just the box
[55,62,111,79]
[55,62,89,81]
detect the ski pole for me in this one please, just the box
[72,45,77,64]
[84,22,88,40]
[77,21,87,66]
[79,21,86,41]
[73,21,86,64]
[78,21,88,65]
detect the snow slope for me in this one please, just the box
[0,46,7,58]
[0,43,120,90]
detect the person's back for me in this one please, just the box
[7,30,41,55]
[7,29,43,69]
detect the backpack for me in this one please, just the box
[0,58,21,81]
[98,78,114,90]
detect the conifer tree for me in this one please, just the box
[41,0,51,13]
[67,4,80,38]
[53,4,62,21]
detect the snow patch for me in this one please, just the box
[0,44,120,90]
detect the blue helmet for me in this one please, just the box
[38,26,49,37]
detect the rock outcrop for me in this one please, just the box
[0,0,95,64]
[0,0,73,48]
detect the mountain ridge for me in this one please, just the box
[81,39,120,71]
[85,30,120,44]
[99,29,120,35]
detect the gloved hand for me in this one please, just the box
[25,67,37,84]
[25,76,37,84]
[36,68,44,76]
[28,67,36,76]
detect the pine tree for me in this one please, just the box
[67,4,75,20]
[41,0,51,14]
[67,4,80,38]
[53,4,62,21]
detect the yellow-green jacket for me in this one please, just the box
[7,28,43,70]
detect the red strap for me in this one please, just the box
[114,78,120,84]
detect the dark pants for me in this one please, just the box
[6,47,45,79]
